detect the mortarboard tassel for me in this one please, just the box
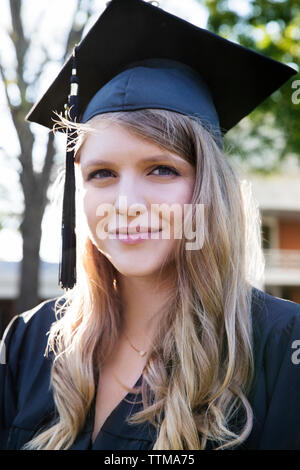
[59,46,79,289]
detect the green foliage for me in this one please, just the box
[201,0,300,172]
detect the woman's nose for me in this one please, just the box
[114,194,147,218]
[113,175,148,215]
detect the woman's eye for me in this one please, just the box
[88,169,114,180]
[150,165,179,176]
[87,165,179,180]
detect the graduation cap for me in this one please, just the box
[26,0,297,290]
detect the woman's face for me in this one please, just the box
[78,119,195,279]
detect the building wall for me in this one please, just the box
[263,216,300,305]
[281,286,300,304]
[279,220,300,250]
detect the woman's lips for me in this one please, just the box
[110,230,162,244]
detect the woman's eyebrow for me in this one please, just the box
[81,154,186,169]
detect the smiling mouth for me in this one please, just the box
[109,227,162,236]
[107,229,163,242]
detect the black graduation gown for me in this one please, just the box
[1,286,300,450]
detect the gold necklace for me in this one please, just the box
[123,331,147,357]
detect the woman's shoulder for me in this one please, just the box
[247,287,300,449]
[0,296,66,367]
[0,297,66,449]
[250,286,300,392]
[249,287,300,396]
[251,286,300,340]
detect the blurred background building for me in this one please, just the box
[251,174,300,303]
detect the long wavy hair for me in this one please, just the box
[23,108,264,450]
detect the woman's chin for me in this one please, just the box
[109,262,162,279]
[96,240,175,276]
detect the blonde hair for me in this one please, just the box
[23,109,264,450]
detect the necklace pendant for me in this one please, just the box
[139,350,146,357]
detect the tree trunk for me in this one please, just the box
[16,202,43,314]
[16,131,55,314]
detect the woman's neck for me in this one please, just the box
[117,269,176,348]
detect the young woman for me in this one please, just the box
[1,0,300,451]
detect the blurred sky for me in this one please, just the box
[0,0,250,263]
